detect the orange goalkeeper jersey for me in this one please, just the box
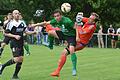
[77,17,96,44]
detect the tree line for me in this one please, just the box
[0,0,120,32]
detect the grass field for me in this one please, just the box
[0,45,120,80]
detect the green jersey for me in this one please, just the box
[50,16,76,36]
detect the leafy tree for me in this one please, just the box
[0,0,120,29]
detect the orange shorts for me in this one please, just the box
[75,42,86,52]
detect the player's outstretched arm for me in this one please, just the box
[30,21,50,27]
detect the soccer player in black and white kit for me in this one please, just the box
[0,13,13,57]
[0,10,36,79]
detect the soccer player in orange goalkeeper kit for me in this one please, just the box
[50,12,99,77]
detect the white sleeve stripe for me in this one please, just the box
[6,22,13,31]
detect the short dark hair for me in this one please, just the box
[91,12,100,22]
[53,9,62,15]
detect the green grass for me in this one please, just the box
[0,32,4,40]
[0,45,120,80]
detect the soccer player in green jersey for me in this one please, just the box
[44,9,77,77]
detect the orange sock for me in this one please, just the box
[56,54,67,73]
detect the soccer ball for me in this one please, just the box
[61,3,71,13]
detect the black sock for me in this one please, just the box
[13,62,22,77]
[0,48,4,56]
[1,59,15,72]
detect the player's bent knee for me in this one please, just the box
[14,56,23,63]
[70,50,74,54]
[65,48,70,55]
[18,56,23,62]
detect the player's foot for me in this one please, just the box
[72,69,77,76]
[12,75,19,80]
[50,70,60,77]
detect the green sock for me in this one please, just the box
[24,43,30,54]
[48,36,54,49]
[71,53,77,70]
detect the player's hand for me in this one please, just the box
[23,33,26,36]
[14,35,21,40]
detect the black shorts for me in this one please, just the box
[56,31,65,40]
[10,42,24,57]
[3,36,11,44]
[56,31,76,46]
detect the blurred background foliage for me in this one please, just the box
[0,0,120,32]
